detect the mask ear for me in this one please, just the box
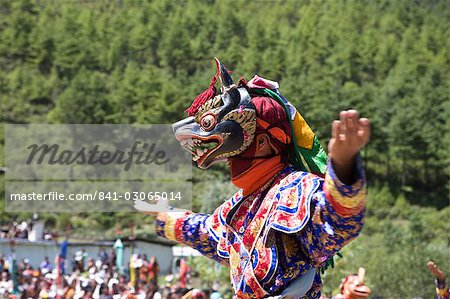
[214,57,234,91]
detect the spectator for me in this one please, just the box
[40,256,53,274]
[333,268,371,299]
[428,260,449,299]
[148,257,159,284]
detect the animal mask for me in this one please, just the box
[172,58,328,174]
[172,58,257,169]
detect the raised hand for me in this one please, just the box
[428,260,446,283]
[133,199,168,215]
[328,110,371,184]
[133,199,185,215]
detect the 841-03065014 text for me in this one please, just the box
[9,191,183,201]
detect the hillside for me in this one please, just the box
[0,0,449,297]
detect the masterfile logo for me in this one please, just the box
[5,124,192,213]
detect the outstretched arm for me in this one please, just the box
[134,197,228,265]
[155,208,229,266]
[299,110,370,263]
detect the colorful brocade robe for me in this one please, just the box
[156,158,367,298]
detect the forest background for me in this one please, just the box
[0,0,449,297]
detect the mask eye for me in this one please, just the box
[200,114,217,131]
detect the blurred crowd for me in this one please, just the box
[0,221,55,241]
[0,251,222,299]
[0,246,446,299]
[1,251,447,299]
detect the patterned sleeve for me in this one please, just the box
[155,208,229,265]
[299,155,367,265]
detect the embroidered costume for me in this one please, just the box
[157,58,367,298]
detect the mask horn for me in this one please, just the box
[214,57,234,90]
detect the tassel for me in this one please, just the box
[185,75,217,116]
